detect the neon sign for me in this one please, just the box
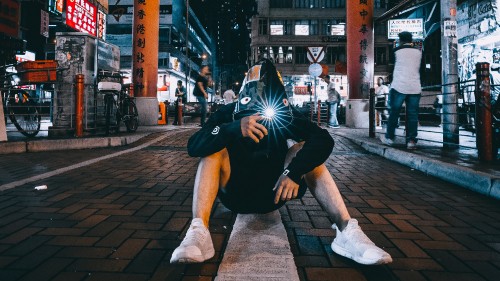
[65,0,97,36]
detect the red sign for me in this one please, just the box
[65,0,97,36]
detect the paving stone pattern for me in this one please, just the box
[0,129,499,281]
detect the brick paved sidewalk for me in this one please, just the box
[0,129,498,281]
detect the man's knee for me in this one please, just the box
[199,148,230,185]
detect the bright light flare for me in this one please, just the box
[263,107,276,119]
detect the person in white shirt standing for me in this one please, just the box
[223,88,236,104]
[375,77,389,127]
[380,31,422,150]
[323,75,341,128]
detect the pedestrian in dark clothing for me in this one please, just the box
[170,59,392,266]
[193,65,211,126]
[173,80,186,125]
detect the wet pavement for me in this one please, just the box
[0,126,499,281]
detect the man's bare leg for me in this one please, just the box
[192,148,231,227]
[304,164,351,230]
[285,142,350,230]
[285,142,392,265]
[171,149,230,263]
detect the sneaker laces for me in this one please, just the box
[181,223,207,247]
[345,223,375,247]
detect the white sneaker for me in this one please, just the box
[407,140,417,150]
[170,218,215,263]
[331,219,393,265]
[379,134,394,146]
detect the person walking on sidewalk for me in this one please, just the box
[170,59,392,266]
[223,87,236,104]
[193,65,211,126]
[375,77,389,127]
[173,80,187,125]
[323,75,341,128]
[380,31,422,150]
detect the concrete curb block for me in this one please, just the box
[0,142,26,154]
[336,132,500,200]
[0,133,150,154]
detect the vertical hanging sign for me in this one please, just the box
[132,0,159,98]
[347,0,374,99]
[40,10,49,38]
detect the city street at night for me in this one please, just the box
[0,127,498,281]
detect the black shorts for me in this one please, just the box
[217,161,308,214]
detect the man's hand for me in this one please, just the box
[273,174,299,204]
[240,115,268,143]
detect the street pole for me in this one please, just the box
[185,0,189,99]
[441,0,459,148]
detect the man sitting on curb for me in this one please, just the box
[170,59,392,265]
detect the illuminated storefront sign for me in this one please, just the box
[388,18,424,40]
[49,0,64,14]
[98,10,106,39]
[65,0,97,36]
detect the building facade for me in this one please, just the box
[250,0,391,105]
[107,0,213,103]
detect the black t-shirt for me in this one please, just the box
[193,75,208,97]
[175,86,187,103]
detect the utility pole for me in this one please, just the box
[441,0,459,148]
[185,0,190,98]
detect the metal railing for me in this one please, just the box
[1,68,136,139]
[369,63,499,162]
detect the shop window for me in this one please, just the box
[257,46,268,60]
[295,20,309,35]
[375,22,386,36]
[375,47,387,65]
[326,46,346,64]
[310,20,319,35]
[271,20,293,35]
[259,19,268,35]
[375,0,387,8]
[270,46,293,64]
[332,0,345,8]
[296,47,308,64]
[286,46,293,63]
[270,0,293,8]
[322,19,345,35]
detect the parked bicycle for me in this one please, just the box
[1,66,41,137]
[97,70,139,135]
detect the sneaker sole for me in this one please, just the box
[170,247,215,264]
[331,241,391,265]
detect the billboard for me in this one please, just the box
[66,0,97,36]
[388,18,424,40]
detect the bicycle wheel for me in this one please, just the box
[7,90,41,137]
[104,94,114,135]
[123,99,139,132]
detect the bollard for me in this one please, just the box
[475,62,494,161]
[158,102,167,125]
[177,99,183,125]
[75,74,84,137]
[369,88,375,138]
[128,83,134,97]
[317,100,321,125]
[0,93,7,141]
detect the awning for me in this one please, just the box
[376,0,440,39]
[376,0,436,22]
